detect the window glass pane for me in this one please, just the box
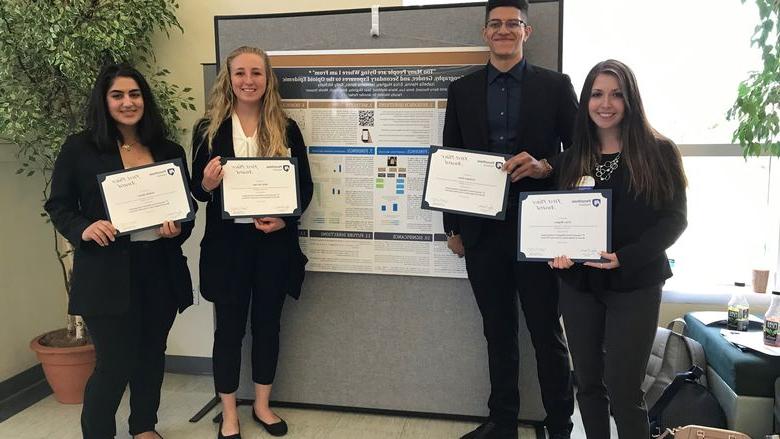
[666,156,773,288]
[563,0,762,144]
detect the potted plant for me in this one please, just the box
[0,0,195,404]
[727,0,779,292]
[728,0,779,157]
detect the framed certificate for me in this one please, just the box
[517,190,612,262]
[220,157,301,219]
[97,158,195,236]
[421,146,510,220]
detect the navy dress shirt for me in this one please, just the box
[487,59,526,154]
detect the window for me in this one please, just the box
[403,0,778,290]
[563,0,762,145]
[666,156,777,288]
[563,0,775,289]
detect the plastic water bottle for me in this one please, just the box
[727,286,750,331]
[763,290,780,347]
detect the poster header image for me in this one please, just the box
[271,49,488,100]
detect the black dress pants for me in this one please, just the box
[212,225,290,394]
[81,240,178,439]
[464,217,574,434]
[559,281,662,439]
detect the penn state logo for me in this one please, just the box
[592,199,601,207]
[495,161,503,169]
[167,168,175,175]
[283,164,290,172]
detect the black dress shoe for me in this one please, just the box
[548,434,570,439]
[459,421,518,439]
[217,420,241,439]
[252,409,288,436]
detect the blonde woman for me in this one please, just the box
[191,46,313,439]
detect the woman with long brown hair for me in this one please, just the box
[190,46,313,439]
[46,63,194,439]
[549,59,687,438]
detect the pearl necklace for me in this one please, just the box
[595,152,621,181]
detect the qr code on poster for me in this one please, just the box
[358,110,375,127]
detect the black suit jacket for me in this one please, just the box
[442,62,578,248]
[190,117,313,302]
[45,132,195,316]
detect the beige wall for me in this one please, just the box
[152,0,402,143]
[151,0,401,357]
[0,143,67,380]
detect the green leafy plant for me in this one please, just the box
[728,0,780,157]
[0,0,195,345]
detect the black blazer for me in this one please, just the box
[45,132,195,316]
[442,62,578,248]
[555,142,688,292]
[190,117,313,302]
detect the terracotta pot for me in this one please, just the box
[29,332,95,404]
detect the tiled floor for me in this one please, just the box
[0,373,541,439]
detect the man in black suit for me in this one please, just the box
[442,1,578,438]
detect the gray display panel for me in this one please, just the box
[209,1,563,423]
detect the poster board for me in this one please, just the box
[206,2,563,422]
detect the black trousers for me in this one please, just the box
[80,240,178,439]
[559,281,662,439]
[464,217,574,434]
[212,225,290,394]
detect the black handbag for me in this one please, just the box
[649,365,727,436]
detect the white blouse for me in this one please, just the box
[232,114,260,224]
[232,114,260,158]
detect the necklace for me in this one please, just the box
[594,152,621,181]
[119,140,138,151]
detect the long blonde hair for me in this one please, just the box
[203,46,288,157]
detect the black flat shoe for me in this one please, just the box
[217,420,241,439]
[133,430,164,439]
[252,409,288,436]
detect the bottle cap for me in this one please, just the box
[734,282,746,287]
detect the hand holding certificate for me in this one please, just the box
[97,158,195,236]
[517,190,612,262]
[220,157,301,218]
[421,146,510,220]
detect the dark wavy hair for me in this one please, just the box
[86,63,168,152]
[485,0,529,22]
[557,59,686,207]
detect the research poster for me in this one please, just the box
[271,49,488,278]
